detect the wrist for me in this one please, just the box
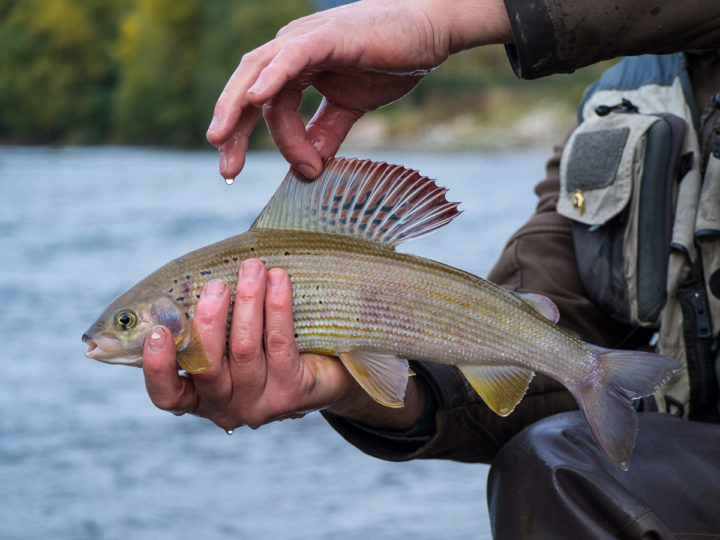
[326,373,428,431]
[422,0,513,53]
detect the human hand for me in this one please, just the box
[206,0,511,180]
[142,259,426,432]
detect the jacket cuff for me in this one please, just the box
[504,0,720,79]
[503,0,562,79]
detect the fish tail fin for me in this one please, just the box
[570,346,680,470]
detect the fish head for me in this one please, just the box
[82,285,189,366]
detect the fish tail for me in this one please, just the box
[570,346,680,470]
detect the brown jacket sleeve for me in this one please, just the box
[504,0,720,78]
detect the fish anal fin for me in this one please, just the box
[251,157,460,247]
[513,291,560,323]
[176,319,211,374]
[339,351,409,408]
[458,365,535,417]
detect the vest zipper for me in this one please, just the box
[678,282,720,421]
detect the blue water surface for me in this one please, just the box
[0,146,548,540]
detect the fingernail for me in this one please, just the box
[268,269,283,287]
[296,163,316,179]
[242,260,262,280]
[148,327,167,352]
[208,114,219,135]
[219,150,228,174]
[203,279,226,298]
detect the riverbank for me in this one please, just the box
[341,102,574,153]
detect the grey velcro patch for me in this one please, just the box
[566,127,630,191]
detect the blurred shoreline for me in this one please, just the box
[339,106,572,153]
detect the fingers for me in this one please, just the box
[207,31,335,178]
[217,105,259,179]
[207,43,276,146]
[220,262,301,429]
[144,260,355,431]
[227,259,269,400]
[143,326,199,415]
[306,99,365,159]
[189,280,233,404]
[261,269,353,420]
[264,268,300,385]
[262,88,323,178]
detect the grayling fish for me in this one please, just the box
[82,157,680,469]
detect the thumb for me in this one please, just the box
[143,325,197,415]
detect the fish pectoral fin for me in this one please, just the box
[176,319,211,374]
[512,291,560,323]
[339,351,410,408]
[458,365,535,417]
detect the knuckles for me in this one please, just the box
[239,48,264,68]
[229,335,261,362]
[264,329,293,356]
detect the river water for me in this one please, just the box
[0,146,548,540]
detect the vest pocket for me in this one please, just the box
[558,107,687,327]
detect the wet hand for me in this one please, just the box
[206,0,512,180]
[142,259,356,431]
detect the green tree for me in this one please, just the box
[113,0,314,145]
[0,0,123,143]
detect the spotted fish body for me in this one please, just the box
[83,158,679,470]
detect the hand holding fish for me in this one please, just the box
[141,259,427,432]
[205,0,512,180]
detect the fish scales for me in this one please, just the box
[163,228,594,388]
[83,157,680,470]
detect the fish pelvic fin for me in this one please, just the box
[176,319,211,374]
[571,346,680,470]
[512,291,560,323]
[251,157,461,247]
[339,351,409,408]
[458,365,535,416]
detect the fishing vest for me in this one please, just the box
[556,53,720,422]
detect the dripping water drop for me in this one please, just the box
[224,177,234,185]
[225,429,234,435]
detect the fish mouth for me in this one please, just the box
[82,333,102,359]
[81,333,117,361]
[81,333,142,366]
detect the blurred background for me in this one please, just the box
[0,0,608,150]
[0,1,609,539]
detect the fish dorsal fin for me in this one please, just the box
[512,291,560,323]
[339,350,410,408]
[251,157,461,247]
[458,365,535,416]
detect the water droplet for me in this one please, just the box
[225,429,234,436]
[224,177,234,185]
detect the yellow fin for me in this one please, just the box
[458,365,535,416]
[339,351,409,408]
[176,320,211,374]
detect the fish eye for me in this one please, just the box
[113,310,138,330]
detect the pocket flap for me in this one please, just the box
[558,113,659,225]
